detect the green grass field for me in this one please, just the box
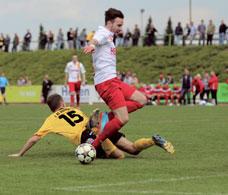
[0,104,228,195]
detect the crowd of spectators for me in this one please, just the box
[119,69,220,106]
[17,76,32,86]
[0,18,228,52]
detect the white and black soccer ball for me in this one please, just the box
[75,143,96,164]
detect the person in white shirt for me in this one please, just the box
[83,8,147,150]
[65,55,86,108]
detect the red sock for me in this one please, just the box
[76,94,80,107]
[70,95,74,106]
[92,117,123,149]
[108,112,114,120]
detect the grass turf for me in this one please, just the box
[0,104,228,195]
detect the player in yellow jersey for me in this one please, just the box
[9,94,174,158]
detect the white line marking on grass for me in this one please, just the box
[53,188,228,195]
[53,174,228,194]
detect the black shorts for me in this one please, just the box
[80,129,125,158]
[109,132,125,144]
[0,87,5,95]
[80,129,106,158]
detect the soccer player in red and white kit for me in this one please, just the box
[65,55,86,108]
[84,8,173,152]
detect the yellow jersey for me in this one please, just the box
[34,107,89,145]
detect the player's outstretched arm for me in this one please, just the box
[83,39,98,54]
[8,135,41,157]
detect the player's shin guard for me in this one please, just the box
[133,138,155,152]
[92,117,124,149]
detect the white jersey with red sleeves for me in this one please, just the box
[92,26,117,85]
[65,61,86,82]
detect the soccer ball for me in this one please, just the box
[75,143,96,164]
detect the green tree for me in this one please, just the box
[164,17,174,46]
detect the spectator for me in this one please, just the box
[123,71,133,85]
[180,68,192,105]
[17,76,26,86]
[207,20,215,45]
[158,73,166,85]
[86,31,95,45]
[12,33,20,52]
[189,21,197,45]
[39,31,47,50]
[47,30,54,50]
[117,71,122,80]
[219,20,227,45]
[78,28,87,49]
[202,71,210,102]
[192,74,204,104]
[56,28,64,49]
[67,28,74,49]
[183,23,190,46]
[25,76,32,85]
[166,73,174,84]
[209,71,218,105]
[0,33,4,51]
[120,71,126,81]
[4,34,10,52]
[131,73,139,86]
[41,74,53,104]
[198,19,206,46]
[0,72,9,105]
[23,29,32,51]
[123,28,132,47]
[73,28,78,49]
[175,22,183,45]
[146,24,157,46]
[115,30,124,47]
[132,24,140,46]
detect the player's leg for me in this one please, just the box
[119,81,147,113]
[214,90,218,105]
[114,134,175,155]
[157,94,161,105]
[68,82,76,107]
[165,94,169,105]
[1,88,7,104]
[115,136,155,155]
[92,80,129,149]
[92,106,128,149]
[75,81,81,108]
[187,90,191,104]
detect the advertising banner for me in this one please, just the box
[1,83,227,103]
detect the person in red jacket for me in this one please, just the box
[209,71,219,105]
[192,74,205,104]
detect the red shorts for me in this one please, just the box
[68,81,81,93]
[95,77,136,110]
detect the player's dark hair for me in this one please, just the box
[105,8,124,24]
[47,94,63,112]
